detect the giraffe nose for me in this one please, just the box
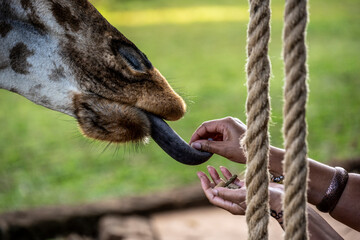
[135,68,187,121]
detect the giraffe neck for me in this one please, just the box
[0,0,82,116]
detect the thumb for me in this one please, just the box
[191,140,226,154]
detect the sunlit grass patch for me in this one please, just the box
[97,6,250,26]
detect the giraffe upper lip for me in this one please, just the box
[145,112,212,165]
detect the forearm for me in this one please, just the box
[268,146,334,205]
[269,146,360,230]
[270,206,342,239]
[307,207,343,240]
[269,188,342,239]
[272,207,342,239]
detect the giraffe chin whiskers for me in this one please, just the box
[72,94,212,165]
[73,94,151,143]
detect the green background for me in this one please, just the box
[0,0,359,211]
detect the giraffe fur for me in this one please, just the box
[0,0,186,143]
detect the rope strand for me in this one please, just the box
[282,0,309,239]
[244,0,272,239]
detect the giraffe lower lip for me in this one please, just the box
[145,112,212,165]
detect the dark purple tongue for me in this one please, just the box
[146,113,212,165]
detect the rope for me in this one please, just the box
[282,0,309,239]
[243,0,271,239]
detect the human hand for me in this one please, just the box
[190,117,247,164]
[197,166,246,214]
[197,166,284,227]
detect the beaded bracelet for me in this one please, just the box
[270,173,284,184]
[316,167,349,213]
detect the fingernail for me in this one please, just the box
[191,142,201,150]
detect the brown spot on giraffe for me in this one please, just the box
[39,96,51,106]
[28,83,43,97]
[0,61,10,71]
[33,83,43,90]
[51,2,81,32]
[28,84,50,105]
[78,0,90,9]
[48,65,66,82]
[0,21,12,38]
[20,0,31,9]
[9,88,18,94]
[9,42,34,75]
[20,0,47,33]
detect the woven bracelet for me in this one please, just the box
[316,167,349,213]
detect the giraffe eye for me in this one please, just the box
[119,46,143,71]
[111,39,153,72]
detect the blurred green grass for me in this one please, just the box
[0,0,359,211]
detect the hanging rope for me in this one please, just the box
[282,0,309,239]
[243,0,271,239]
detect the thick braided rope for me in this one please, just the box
[244,0,271,239]
[282,0,309,239]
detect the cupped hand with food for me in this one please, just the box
[190,117,247,164]
[197,166,284,227]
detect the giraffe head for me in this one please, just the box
[0,0,187,144]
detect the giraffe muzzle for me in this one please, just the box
[146,112,212,165]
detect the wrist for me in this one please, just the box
[269,146,284,175]
[307,162,336,205]
[316,167,348,212]
[269,184,285,227]
[270,202,284,228]
[270,207,284,228]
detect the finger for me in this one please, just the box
[196,171,217,190]
[233,118,247,129]
[197,171,212,191]
[212,133,223,141]
[219,166,233,179]
[191,140,227,154]
[239,201,247,210]
[207,166,223,185]
[219,166,244,187]
[210,197,246,215]
[213,187,247,204]
[189,120,225,144]
[196,175,246,215]
[205,189,246,215]
[197,172,226,205]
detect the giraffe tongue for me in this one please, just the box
[146,113,212,165]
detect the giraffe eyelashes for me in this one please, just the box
[119,46,144,71]
[111,39,153,72]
